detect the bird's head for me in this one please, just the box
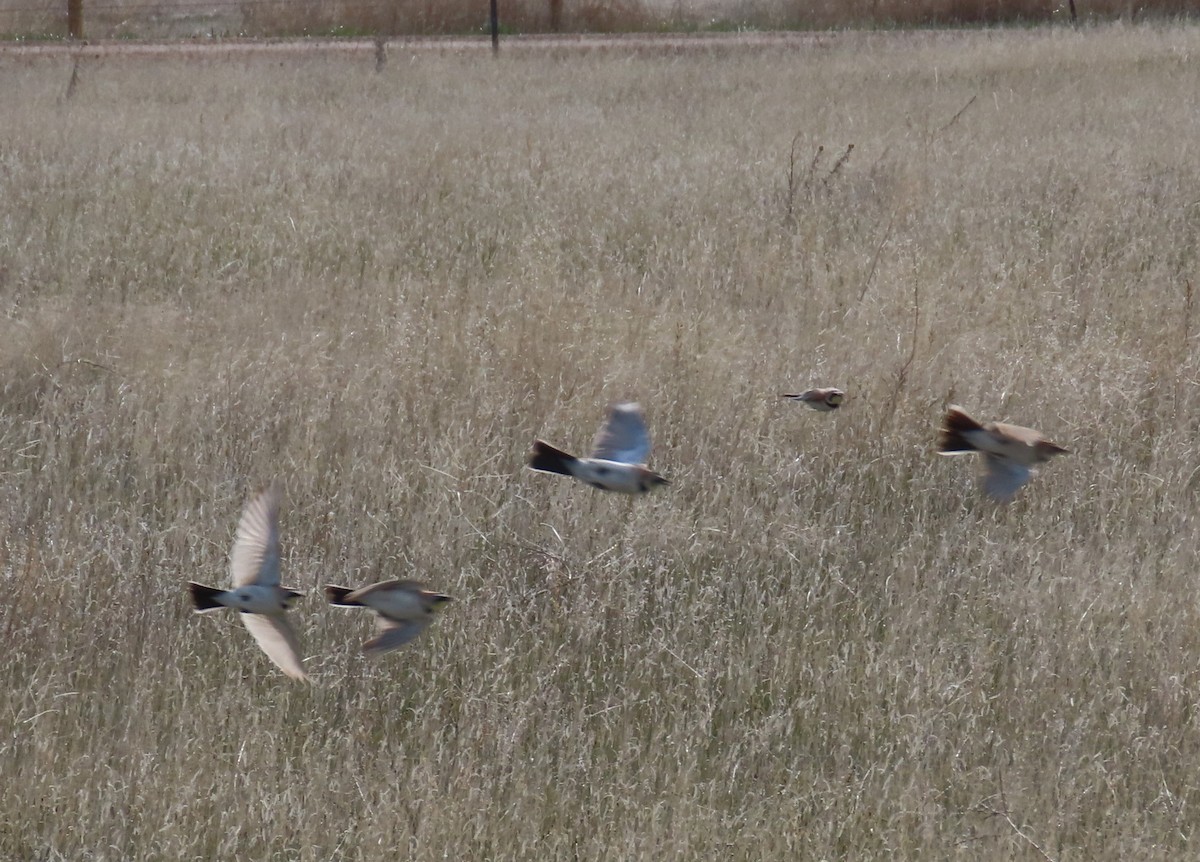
[1035,440,1070,460]
[638,469,670,492]
[282,589,305,609]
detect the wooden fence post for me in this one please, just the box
[490,0,499,54]
[67,0,83,39]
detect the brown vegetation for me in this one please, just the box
[1,24,1200,860]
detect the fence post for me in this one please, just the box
[490,0,499,54]
[67,0,83,39]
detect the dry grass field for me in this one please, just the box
[2,23,1200,860]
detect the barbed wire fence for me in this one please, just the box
[0,0,562,40]
[1,0,1196,42]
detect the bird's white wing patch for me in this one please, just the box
[591,402,652,465]
[240,612,307,680]
[231,484,282,587]
[981,455,1032,502]
[364,618,430,656]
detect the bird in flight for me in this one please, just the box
[938,405,1068,502]
[187,483,308,680]
[528,401,669,494]
[325,580,454,657]
[780,388,845,411]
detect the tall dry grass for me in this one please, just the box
[1,23,1200,860]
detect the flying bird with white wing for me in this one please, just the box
[528,401,669,494]
[325,580,454,657]
[938,405,1069,502]
[187,483,308,681]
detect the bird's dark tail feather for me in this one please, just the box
[938,406,984,454]
[324,585,361,607]
[188,582,226,612]
[528,440,577,476]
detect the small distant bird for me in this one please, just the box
[781,388,845,411]
[528,401,669,494]
[325,580,454,657]
[938,405,1069,502]
[187,483,308,681]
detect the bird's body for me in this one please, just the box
[938,405,1068,502]
[189,582,302,615]
[781,387,845,411]
[528,402,668,494]
[529,440,666,494]
[325,580,453,656]
[187,483,308,681]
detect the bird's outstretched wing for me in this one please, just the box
[590,403,652,465]
[363,618,430,657]
[231,484,282,587]
[981,455,1032,503]
[240,613,307,680]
